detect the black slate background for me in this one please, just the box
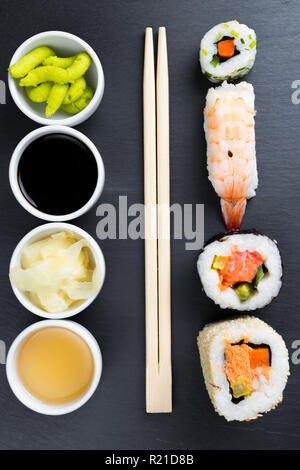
[0,0,299,450]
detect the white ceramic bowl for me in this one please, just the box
[6,319,102,415]
[9,125,105,222]
[9,222,106,319]
[8,31,104,126]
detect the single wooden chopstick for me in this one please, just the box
[156,27,172,413]
[144,27,172,413]
[144,27,159,412]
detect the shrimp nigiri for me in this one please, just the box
[204,81,258,230]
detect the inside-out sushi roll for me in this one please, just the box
[199,20,257,83]
[197,231,282,311]
[197,316,289,422]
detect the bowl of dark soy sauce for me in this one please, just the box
[9,126,105,221]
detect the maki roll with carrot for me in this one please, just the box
[197,231,282,311]
[197,316,289,421]
[199,20,257,83]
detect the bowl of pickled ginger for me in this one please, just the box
[9,223,106,319]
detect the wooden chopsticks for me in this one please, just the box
[144,27,172,413]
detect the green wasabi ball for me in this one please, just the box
[46,83,69,117]
[66,52,91,82]
[9,46,55,78]
[43,55,76,68]
[63,77,86,104]
[20,66,68,87]
[61,86,93,114]
[25,82,52,102]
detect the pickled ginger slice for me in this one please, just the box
[10,231,101,313]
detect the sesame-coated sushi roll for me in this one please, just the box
[199,20,257,83]
[197,316,289,422]
[197,231,282,311]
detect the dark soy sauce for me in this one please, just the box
[18,133,98,216]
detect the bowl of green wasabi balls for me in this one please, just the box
[8,31,104,126]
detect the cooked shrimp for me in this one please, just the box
[204,81,258,230]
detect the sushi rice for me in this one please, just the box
[200,20,257,83]
[197,231,282,311]
[197,316,289,422]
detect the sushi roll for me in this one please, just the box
[197,316,289,422]
[199,20,257,83]
[204,81,257,230]
[197,231,282,311]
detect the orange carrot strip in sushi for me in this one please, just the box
[249,347,270,369]
[218,39,235,59]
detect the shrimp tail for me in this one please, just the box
[221,198,247,231]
